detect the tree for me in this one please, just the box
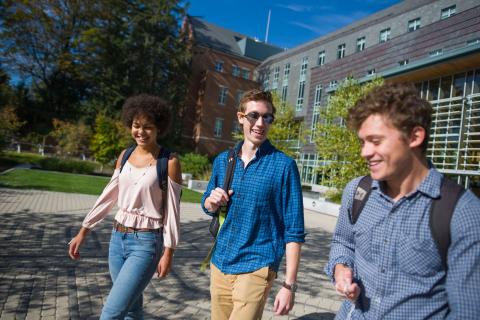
[49,119,92,157]
[0,105,25,150]
[90,114,131,168]
[0,0,90,121]
[314,77,384,200]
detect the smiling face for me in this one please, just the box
[237,100,273,147]
[358,114,419,185]
[131,114,158,147]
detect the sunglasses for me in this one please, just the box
[240,111,275,125]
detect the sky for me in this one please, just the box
[187,0,402,49]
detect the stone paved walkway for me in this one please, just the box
[0,188,341,319]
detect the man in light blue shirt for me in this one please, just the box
[202,89,305,319]
[325,83,480,319]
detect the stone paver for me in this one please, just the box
[0,188,341,319]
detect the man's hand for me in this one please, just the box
[204,188,233,212]
[157,248,174,278]
[334,264,361,302]
[273,287,294,315]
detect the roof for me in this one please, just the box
[188,16,284,61]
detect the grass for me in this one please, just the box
[0,168,203,203]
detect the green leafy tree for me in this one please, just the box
[314,77,384,200]
[90,114,131,168]
[49,119,92,157]
[0,105,25,149]
[179,153,211,180]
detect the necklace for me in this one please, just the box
[130,162,153,186]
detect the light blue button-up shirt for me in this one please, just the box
[325,167,480,319]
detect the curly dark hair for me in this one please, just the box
[239,89,276,114]
[121,94,171,138]
[347,82,432,152]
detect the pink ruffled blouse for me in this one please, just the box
[82,161,182,248]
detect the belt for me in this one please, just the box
[113,221,161,233]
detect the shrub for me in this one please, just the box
[38,157,97,174]
[179,153,211,180]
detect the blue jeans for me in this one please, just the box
[100,230,163,320]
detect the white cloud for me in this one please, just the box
[276,4,313,13]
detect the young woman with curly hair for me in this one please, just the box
[68,94,182,319]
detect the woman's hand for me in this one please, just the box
[157,247,174,278]
[68,227,89,260]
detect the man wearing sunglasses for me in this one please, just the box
[202,89,305,319]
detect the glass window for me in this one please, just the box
[337,44,346,59]
[299,57,308,81]
[215,61,224,72]
[296,81,305,111]
[281,85,288,102]
[408,18,421,32]
[218,86,228,105]
[356,37,366,52]
[242,68,250,80]
[428,79,439,100]
[232,65,240,77]
[367,69,376,76]
[317,51,325,65]
[263,71,270,90]
[214,118,223,137]
[380,28,391,43]
[283,63,290,81]
[236,90,244,105]
[452,73,465,97]
[473,69,480,94]
[441,5,456,19]
[439,76,452,99]
[465,71,474,95]
[398,59,409,66]
[429,49,443,57]
[272,67,280,89]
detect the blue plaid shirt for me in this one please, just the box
[325,167,480,319]
[202,140,305,274]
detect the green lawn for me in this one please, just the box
[0,168,203,203]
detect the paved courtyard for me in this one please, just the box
[0,188,341,319]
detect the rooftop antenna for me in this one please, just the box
[265,9,271,43]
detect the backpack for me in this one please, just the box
[119,145,171,193]
[351,175,465,270]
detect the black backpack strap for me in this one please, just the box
[222,148,236,192]
[351,175,373,224]
[119,145,136,173]
[430,178,465,270]
[156,147,171,192]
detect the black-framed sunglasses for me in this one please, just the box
[240,111,275,125]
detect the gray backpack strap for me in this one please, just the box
[350,175,373,224]
[429,178,465,270]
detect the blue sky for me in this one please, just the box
[187,0,401,49]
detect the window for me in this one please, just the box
[300,57,308,81]
[467,38,480,46]
[367,69,376,76]
[263,72,270,90]
[242,68,250,80]
[281,85,288,102]
[380,28,391,43]
[235,90,244,105]
[429,49,443,57]
[356,37,366,52]
[232,65,240,77]
[218,86,228,105]
[310,85,322,142]
[296,81,305,111]
[329,80,338,89]
[441,5,456,19]
[214,118,223,137]
[408,18,421,32]
[232,120,241,135]
[283,63,290,82]
[398,59,409,66]
[317,51,325,65]
[272,67,280,90]
[215,61,224,72]
[337,44,346,59]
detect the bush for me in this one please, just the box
[179,153,211,180]
[38,157,97,174]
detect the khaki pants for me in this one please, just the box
[210,264,276,320]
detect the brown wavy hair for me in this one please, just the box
[347,82,432,152]
[121,94,171,138]
[239,89,276,114]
